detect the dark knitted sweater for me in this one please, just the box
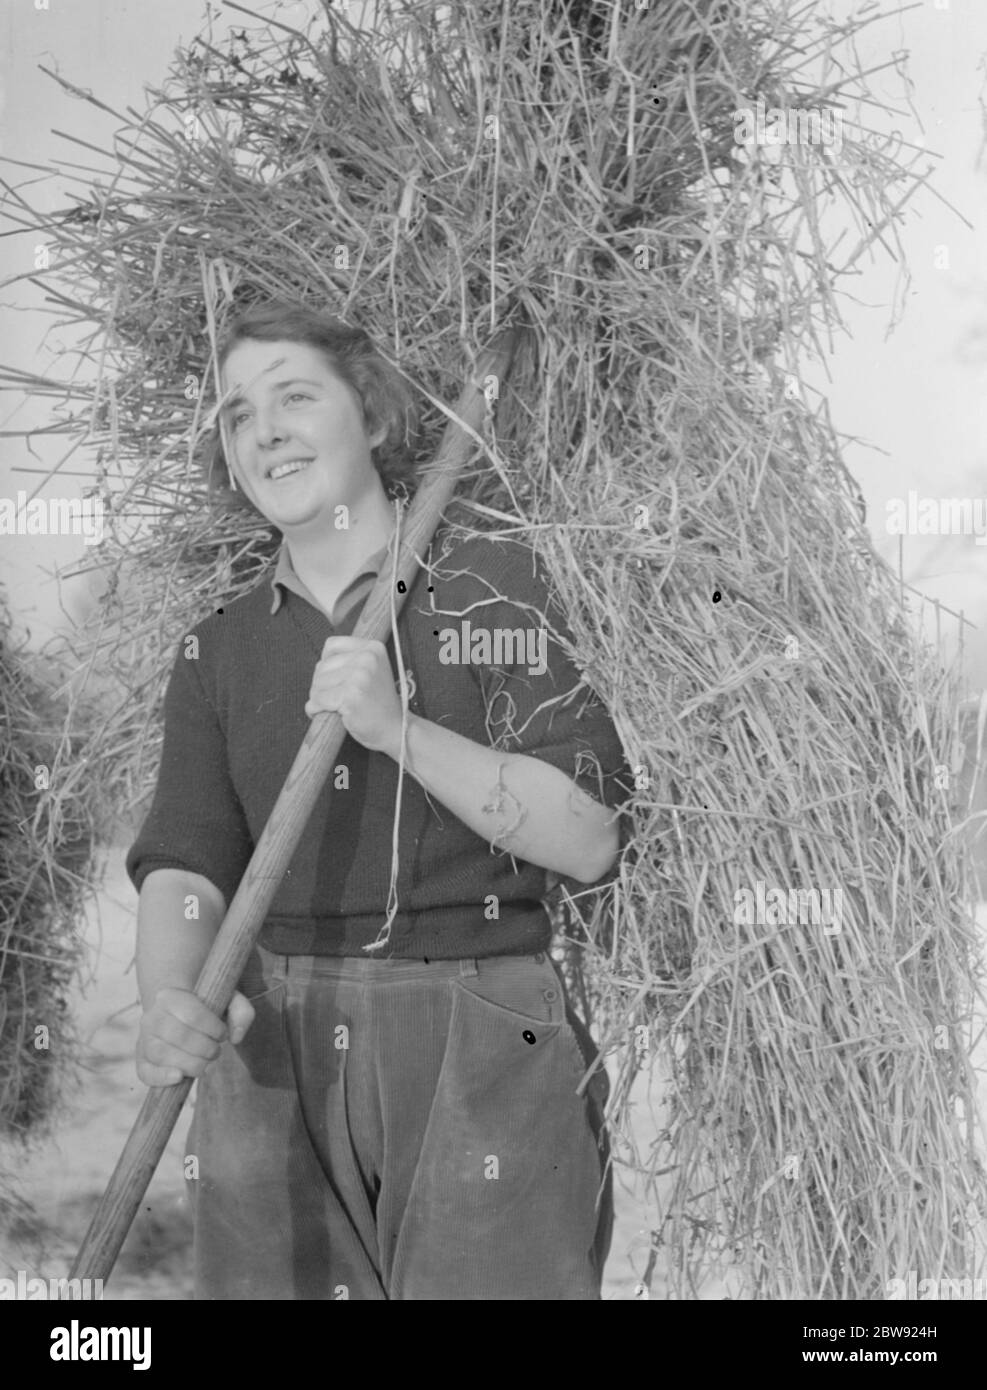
[126,529,631,958]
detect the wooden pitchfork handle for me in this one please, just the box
[70,328,523,1284]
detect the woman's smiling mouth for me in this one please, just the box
[266,458,313,481]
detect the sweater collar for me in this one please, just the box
[269,536,393,623]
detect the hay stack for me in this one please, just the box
[0,601,96,1148]
[3,0,984,1297]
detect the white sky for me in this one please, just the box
[1,0,986,687]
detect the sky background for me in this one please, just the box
[2,0,987,688]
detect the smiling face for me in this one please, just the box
[219,338,388,535]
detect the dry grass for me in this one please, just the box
[0,602,99,1146]
[1,0,984,1297]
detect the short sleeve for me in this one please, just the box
[465,541,632,813]
[125,635,255,906]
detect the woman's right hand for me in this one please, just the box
[136,986,256,1087]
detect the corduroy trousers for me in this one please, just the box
[185,946,612,1300]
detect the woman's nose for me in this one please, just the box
[253,410,285,449]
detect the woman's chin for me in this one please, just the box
[261,499,334,532]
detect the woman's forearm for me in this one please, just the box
[136,868,227,1006]
[383,713,619,883]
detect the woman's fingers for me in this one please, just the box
[226,989,256,1045]
[153,986,227,1039]
[320,635,384,657]
[137,986,230,1085]
[136,1061,186,1088]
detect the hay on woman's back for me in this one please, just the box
[2,0,982,1296]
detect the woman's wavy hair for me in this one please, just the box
[205,300,422,516]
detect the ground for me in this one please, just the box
[2,842,985,1301]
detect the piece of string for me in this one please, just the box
[481,758,528,846]
[363,494,412,954]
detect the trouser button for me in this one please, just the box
[543,988,558,1001]
[533,951,545,963]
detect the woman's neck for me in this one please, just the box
[284,489,397,595]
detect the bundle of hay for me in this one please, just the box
[0,600,96,1149]
[4,0,984,1297]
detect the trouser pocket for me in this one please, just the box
[388,954,606,1300]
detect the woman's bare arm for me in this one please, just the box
[135,867,254,1086]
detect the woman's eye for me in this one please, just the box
[228,393,308,426]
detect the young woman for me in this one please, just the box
[127,300,630,1300]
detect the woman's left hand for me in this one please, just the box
[305,635,405,755]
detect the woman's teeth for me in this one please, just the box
[268,459,311,481]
